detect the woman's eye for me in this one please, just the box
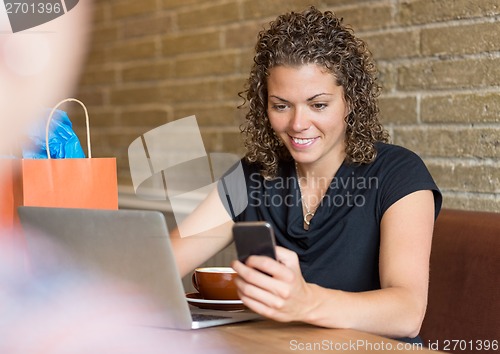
[272,104,288,111]
[311,103,327,110]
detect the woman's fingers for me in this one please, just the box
[232,260,292,319]
[232,258,293,301]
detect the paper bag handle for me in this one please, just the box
[45,98,92,159]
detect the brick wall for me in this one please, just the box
[73,0,500,212]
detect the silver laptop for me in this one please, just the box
[17,206,260,329]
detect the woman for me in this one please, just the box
[171,7,441,342]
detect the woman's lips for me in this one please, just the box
[289,135,318,148]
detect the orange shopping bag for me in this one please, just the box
[1,98,118,217]
[20,98,118,209]
[0,158,22,235]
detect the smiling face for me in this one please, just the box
[266,64,349,170]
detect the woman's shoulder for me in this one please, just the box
[370,142,442,219]
[374,142,423,162]
[368,142,430,173]
[353,142,436,188]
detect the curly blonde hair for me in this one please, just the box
[240,6,389,178]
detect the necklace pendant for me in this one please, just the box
[304,212,314,230]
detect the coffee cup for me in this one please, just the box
[191,267,239,300]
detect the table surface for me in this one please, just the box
[141,318,437,354]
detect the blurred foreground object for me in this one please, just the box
[0,1,92,156]
[0,233,166,353]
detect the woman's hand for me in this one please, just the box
[231,246,315,322]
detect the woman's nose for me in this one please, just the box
[290,107,311,131]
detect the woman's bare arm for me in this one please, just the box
[170,186,235,277]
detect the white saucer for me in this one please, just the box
[186,292,245,311]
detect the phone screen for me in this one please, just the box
[233,221,277,263]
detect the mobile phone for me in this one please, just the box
[232,221,277,263]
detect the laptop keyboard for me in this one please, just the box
[191,313,231,322]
